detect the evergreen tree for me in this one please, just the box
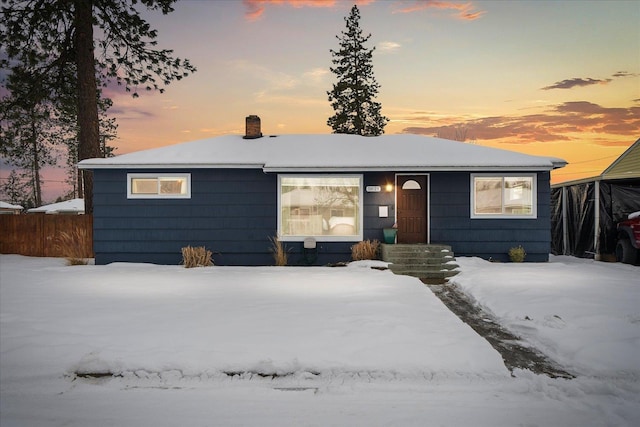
[327,5,389,136]
[1,169,30,207]
[0,0,196,212]
[0,65,60,207]
[0,60,115,204]
[57,87,118,199]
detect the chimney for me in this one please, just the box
[244,115,262,139]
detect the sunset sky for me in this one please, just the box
[3,0,640,202]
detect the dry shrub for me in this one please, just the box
[508,245,527,263]
[269,235,289,266]
[181,246,214,268]
[56,229,90,266]
[351,239,380,261]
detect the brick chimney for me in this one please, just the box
[244,115,262,139]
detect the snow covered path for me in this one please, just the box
[1,255,639,426]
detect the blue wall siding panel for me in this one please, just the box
[93,170,398,266]
[94,169,278,266]
[363,172,396,242]
[93,169,553,265]
[429,171,551,262]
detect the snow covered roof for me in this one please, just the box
[27,198,85,214]
[78,134,566,172]
[0,201,23,210]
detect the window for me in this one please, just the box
[278,175,363,241]
[471,174,536,218]
[127,174,191,199]
[402,179,422,190]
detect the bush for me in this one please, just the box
[508,245,527,262]
[269,235,289,266]
[181,246,214,268]
[55,229,90,266]
[351,239,380,261]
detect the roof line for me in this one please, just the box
[79,164,557,172]
[78,163,265,170]
[264,166,556,172]
[601,137,640,177]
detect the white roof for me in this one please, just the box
[28,198,85,214]
[0,201,23,210]
[78,134,566,172]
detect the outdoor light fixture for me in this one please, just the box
[385,183,394,192]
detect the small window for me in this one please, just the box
[471,174,536,218]
[402,180,422,190]
[127,174,191,199]
[278,175,363,241]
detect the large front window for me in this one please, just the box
[471,174,536,218]
[278,175,362,241]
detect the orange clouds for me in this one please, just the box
[243,0,374,21]
[402,101,640,146]
[242,0,482,21]
[391,1,486,20]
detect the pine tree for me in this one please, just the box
[327,5,389,136]
[57,87,118,199]
[0,65,60,207]
[1,169,30,207]
[0,0,196,213]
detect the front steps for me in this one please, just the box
[380,244,459,283]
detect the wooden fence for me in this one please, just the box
[0,214,93,258]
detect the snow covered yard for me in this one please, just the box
[1,254,639,426]
[451,256,640,378]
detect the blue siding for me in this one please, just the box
[363,172,397,239]
[94,170,397,266]
[94,169,278,265]
[430,171,551,262]
[93,169,552,265]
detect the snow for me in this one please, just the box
[26,198,85,214]
[450,256,640,378]
[0,201,23,210]
[1,254,638,426]
[78,134,566,171]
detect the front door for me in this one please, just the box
[396,175,428,244]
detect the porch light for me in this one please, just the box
[385,183,394,192]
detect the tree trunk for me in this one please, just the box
[30,110,42,206]
[76,167,83,199]
[74,0,100,213]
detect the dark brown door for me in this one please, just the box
[396,175,427,244]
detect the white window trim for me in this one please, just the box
[127,173,191,199]
[278,174,364,242]
[470,173,537,219]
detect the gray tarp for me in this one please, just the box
[551,180,640,257]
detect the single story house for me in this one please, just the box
[551,138,640,258]
[0,201,23,215]
[27,198,85,215]
[78,116,566,266]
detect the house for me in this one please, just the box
[551,138,640,259]
[78,115,566,266]
[0,201,23,215]
[27,198,85,215]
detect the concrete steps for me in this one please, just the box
[380,244,460,283]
